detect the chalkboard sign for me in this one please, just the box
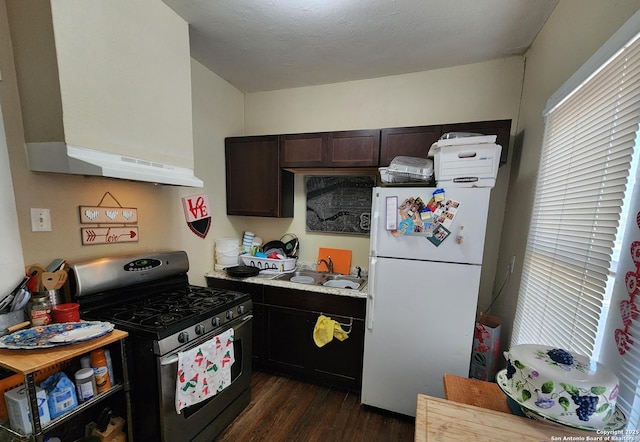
[305,175,375,235]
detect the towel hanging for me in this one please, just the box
[175,328,235,413]
[313,315,350,347]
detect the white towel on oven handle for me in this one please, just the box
[175,327,235,414]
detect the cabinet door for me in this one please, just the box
[264,305,364,391]
[280,132,328,167]
[379,126,442,166]
[327,130,380,167]
[309,314,365,390]
[440,119,512,164]
[225,136,294,217]
[265,305,312,372]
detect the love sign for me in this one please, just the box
[181,194,211,238]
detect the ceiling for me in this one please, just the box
[161,0,558,93]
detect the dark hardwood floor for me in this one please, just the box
[216,370,415,441]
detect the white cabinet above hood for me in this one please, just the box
[8,0,202,187]
[26,143,204,187]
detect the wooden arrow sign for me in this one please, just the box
[81,227,139,245]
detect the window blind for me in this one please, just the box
[512,33,640,360]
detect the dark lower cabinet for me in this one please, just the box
[265,305,310,370]
[308,312,365,388]
[206,277,365,392]
[264,304,365,391]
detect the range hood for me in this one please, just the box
[26,142,204,187]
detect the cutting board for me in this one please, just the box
[415,394,592,442]
[316,248,352,274]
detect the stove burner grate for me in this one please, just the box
[91,285,247,331]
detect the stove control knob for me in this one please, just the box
[226,310,234,320]
[195,324,206,335]
[178,332,189,343]
[211,317,221,327]
[237,305,246,315]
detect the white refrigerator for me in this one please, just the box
[361,186,492,417]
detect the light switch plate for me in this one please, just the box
[30,208,52,232]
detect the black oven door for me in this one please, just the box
[158,314,252,442]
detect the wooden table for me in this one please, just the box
[415,394,593,441]
[442,373,512,414]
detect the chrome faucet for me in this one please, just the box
[317,256,334,273]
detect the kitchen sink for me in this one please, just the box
[321,274,366,289]
[274,270,366,290]
[274,270,327,285]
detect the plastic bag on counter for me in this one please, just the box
[40,372,78,419]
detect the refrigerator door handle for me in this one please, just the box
[370,188,380,257]
[367,256,376,330]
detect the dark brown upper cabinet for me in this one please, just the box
[281,130,380,168]
[327,130,380,167]
[441,119,512,164]
[379,126,443,166]
[226,135,294,217]
[280,132,328,168]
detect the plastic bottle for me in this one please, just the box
[104,349,115,386]
[90,349,112,393]
[80,356,91,369]
[74,367,97,402]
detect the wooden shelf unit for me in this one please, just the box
[0,330,130,442]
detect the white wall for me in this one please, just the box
[241,57,524,311]
[0,0,246,288]
[494,0,640,350]
[0,100,26,297]
[185,59,245,283]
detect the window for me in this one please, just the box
[511,11,640,430]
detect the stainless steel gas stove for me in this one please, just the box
[69,251,252,442]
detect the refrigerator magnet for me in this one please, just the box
[386,196,398,230]
[428,225,451,247]
[419,207,432,222]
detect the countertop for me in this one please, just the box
[0,329,128,374]
[205,270,368,299]
[415,394,593,441]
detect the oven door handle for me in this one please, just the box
[160,314,253,366]
[161,355,180,366]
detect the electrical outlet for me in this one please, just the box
[508,255,516,274]
[30,208,52,232]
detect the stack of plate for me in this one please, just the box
[215,238,240,269]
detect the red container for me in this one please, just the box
[52,303,80,323]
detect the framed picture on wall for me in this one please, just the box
[305,175,375,235]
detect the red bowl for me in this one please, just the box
[52,303,80,323]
